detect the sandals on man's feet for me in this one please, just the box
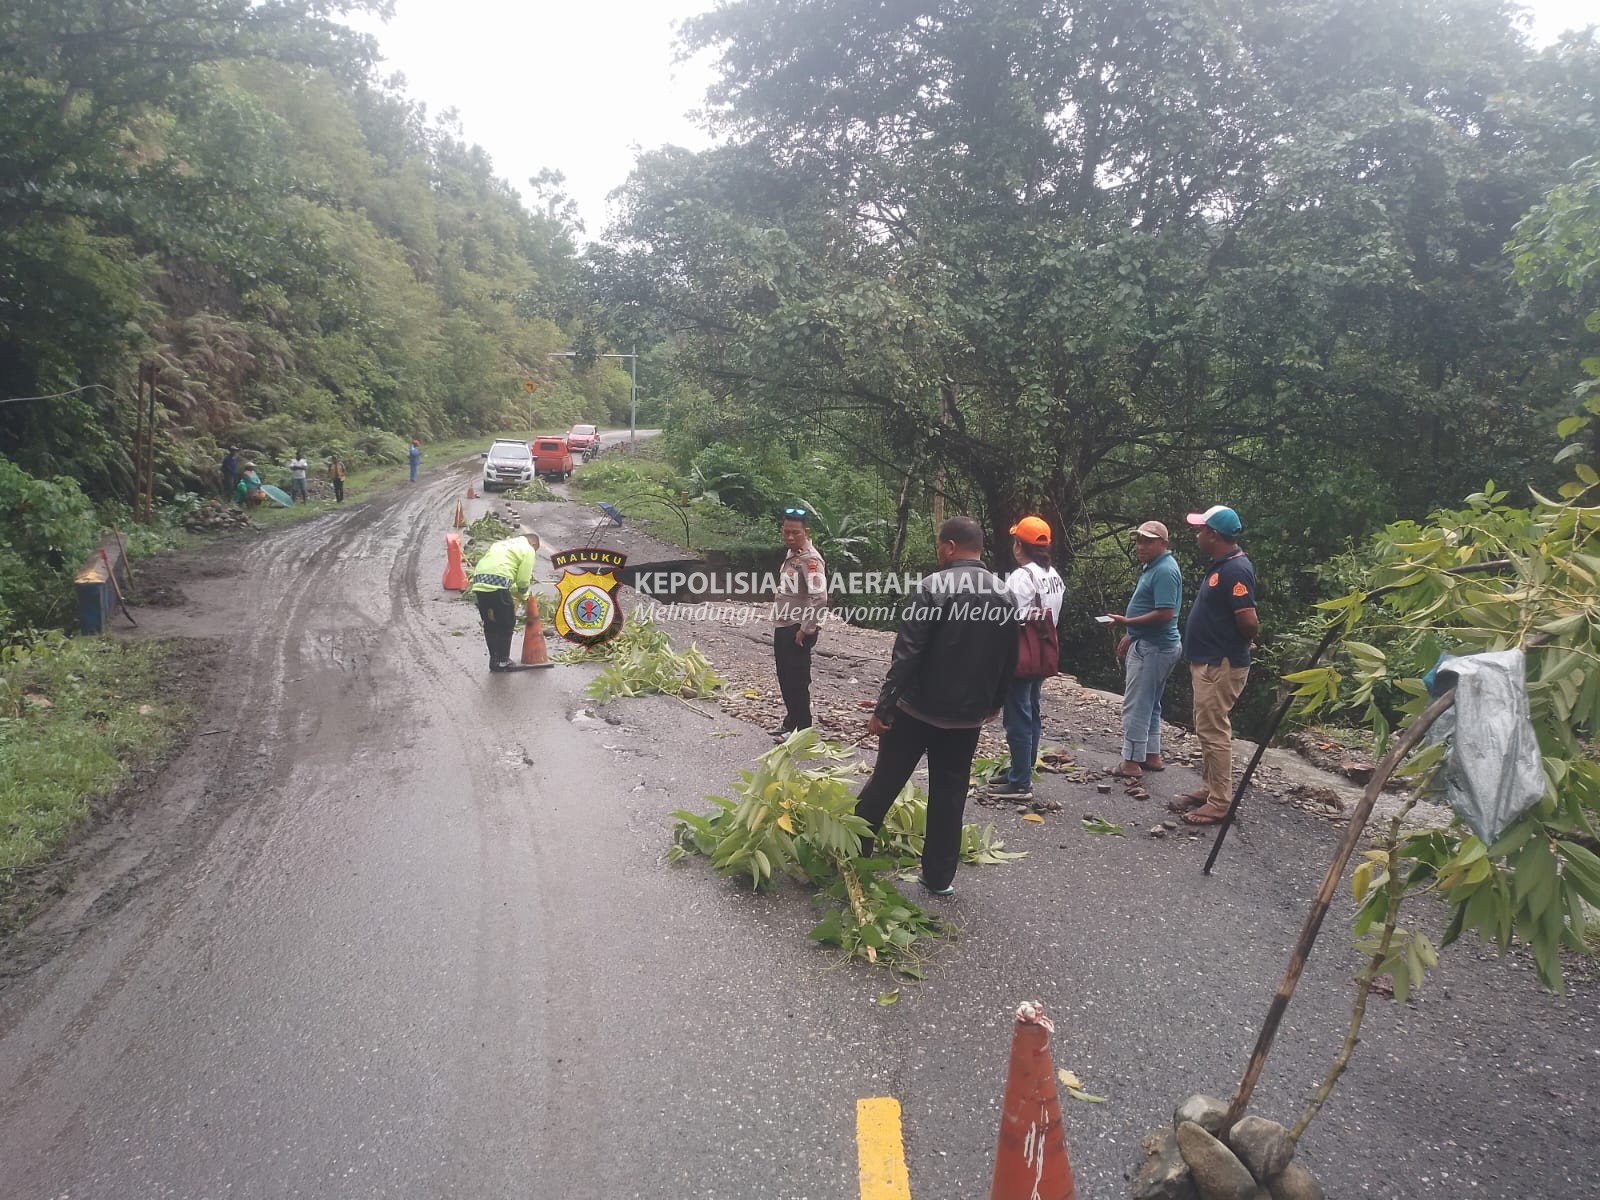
[1182,804,1231,826]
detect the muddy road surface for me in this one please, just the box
[2,461,1598,1199]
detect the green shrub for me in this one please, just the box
[569,457,671,495]
[354,429,410,466]
[0,457,103,634]
[0,634,185,883]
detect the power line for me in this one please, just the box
[0,382,116,407]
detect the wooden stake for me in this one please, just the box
[1222,689,1457,1133]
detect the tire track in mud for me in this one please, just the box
[1,465,612,1195]
[0,469,479,1125]
[192,473,469,913]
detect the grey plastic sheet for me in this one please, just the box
[1424,648,1547,845]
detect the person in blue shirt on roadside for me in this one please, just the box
[408,438,422,482]
[1175,504,1259,824]
[1104,520,1183,781]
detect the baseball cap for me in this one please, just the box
[1135,520,1169,540]
[1186,505,1242,537]
[1010,515,1051,546]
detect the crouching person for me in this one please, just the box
[468,527,540,673]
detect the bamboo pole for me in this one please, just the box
[131,368,146,516]
[1222,689,1457,1132]
[1288,790,1421,1143]
[143,366,157,523]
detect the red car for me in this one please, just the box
[532,437,573,481]
[566,424,598,455]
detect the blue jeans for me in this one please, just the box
[1122,639,1182,761]
[1004,678,1043,788]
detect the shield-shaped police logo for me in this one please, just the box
[550,548,627,647]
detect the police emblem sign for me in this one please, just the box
[551,548,626,647]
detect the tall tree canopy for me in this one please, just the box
[593,0,1599,596]
[0,0,607,498]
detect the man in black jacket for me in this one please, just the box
[854,516,1020,895]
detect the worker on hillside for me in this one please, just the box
[234,462,264,507]
[468,527,540,672]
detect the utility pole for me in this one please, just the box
[547,348,640,450]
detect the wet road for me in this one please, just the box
[1,459,1597,1198]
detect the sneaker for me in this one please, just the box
[987,783,1034,801]
[918,877,954,897]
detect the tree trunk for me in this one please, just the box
[931,377,959,531]
[890,455,920,568]
[1043,473,1085,575]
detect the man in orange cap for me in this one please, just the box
[990,515,1063,801]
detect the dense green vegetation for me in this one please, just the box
[584,0,1600,708]
[5,0,1598,715]
[0,634,187,889]
[0,0,632,633]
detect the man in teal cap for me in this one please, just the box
[1177,505,1258,824]
[468,527,540,672]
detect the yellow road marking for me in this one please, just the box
[857,1096,912,1200]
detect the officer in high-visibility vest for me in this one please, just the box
[468,527,540,672]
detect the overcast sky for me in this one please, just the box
[352,0,1597,239]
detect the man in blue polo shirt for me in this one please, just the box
[1105,520,1183,780]
[1178,504,1259,824]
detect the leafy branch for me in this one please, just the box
[668,730,1024,976]
[560,617,722,703]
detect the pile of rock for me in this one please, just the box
[1132,1095,1324,1200]
[183,502,253,532]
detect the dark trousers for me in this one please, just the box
[773,624,818,730]
[854,711,981,891]
[333,478,344,502]
[476,590,515,665]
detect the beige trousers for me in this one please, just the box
[1190,662,1251,806]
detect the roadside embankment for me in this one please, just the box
[0,634,211,929]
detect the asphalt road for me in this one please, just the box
[1,458,1596,1199]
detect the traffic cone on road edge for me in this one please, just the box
[989,1001,1077,1200]
[453,500,465,528]
[443,531,469,591]
[467,483,476,499]
[520,594,554,667]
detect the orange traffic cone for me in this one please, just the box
[989,1002,1077,1200]
[443,531,469,591]
[453,500,465,528]
[520,594,554,667]
[467,483,476,500]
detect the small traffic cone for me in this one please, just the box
[989,1002,1077,1200]
[453,500,465,528]
[467,483,476,500]
[443,531,469,591]
[519,594,554,667]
